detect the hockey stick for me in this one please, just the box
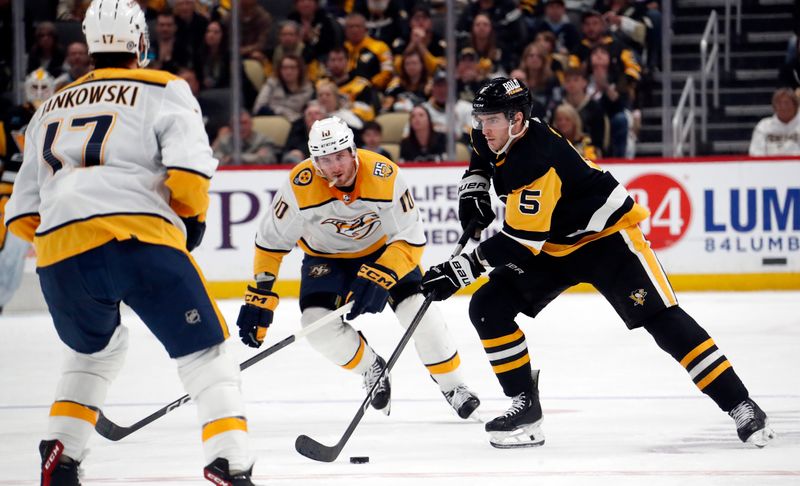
[95,301,354,441]
[295,220,479,462]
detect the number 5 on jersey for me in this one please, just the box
[42,114,116,173]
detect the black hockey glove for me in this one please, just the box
[458,170,495,240]
[346,263,398,320]
[181,216,206,252]
[421,250,486,301]
[236,286,279,348]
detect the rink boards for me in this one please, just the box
[188,155,800,297]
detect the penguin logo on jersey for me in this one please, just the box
[294,168,313,186]
[322,212,381,240]
[373,162,394,178]
[629,289,647,306]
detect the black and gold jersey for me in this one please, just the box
[469,117,649,266]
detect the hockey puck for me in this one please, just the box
[349,456,369,464]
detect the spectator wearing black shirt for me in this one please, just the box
[283,101,327,164]
[353,0,409,48]
[288,0,343,65]
[150,10,191,72]
[174,0,209,62]
[400,105,447,162]
[27,22,65,78]
[194,20,230,90]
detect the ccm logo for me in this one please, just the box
[43,442,62,472]
[362,269,394,289]
[245,294,269,305]
[204,471,231,486]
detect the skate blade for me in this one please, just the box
[488,420,545,449]
[746,425,776,448]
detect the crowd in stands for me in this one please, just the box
[3,0,673,164]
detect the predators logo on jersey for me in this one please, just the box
[322,212,381,240]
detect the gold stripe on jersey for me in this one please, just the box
[165,168,211,218]
[202,417,248,442]
[32,214,186,267]
[62,67,181,92]
[426,352,461,375]
[6,213,40,243]
[621,226,677,306]
[541,205,649,257]
[0,120,5,156]
[186,252,230,339]
[503,167,563,253]
[0,182,12,196]
[482,329,530,374]
[254,244,290,276]
[298,235,388,259]
[0,196,8,248]
[49,400,98,425]
[375,240,425,279]
[342,334,366,370]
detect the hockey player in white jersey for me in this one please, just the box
[0,69,54,313]
[4,1,255,484]
[236,116,481,419]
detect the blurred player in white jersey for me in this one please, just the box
[235,116,481,419]
[4,1,255,484]
[0,69,54,313]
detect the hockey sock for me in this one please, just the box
[469,291,532,396]
[644,306,749,411]
[394,294,464,391]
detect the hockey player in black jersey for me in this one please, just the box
[420,76,775,449]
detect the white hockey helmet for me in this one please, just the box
[24,68,55,108]
[307,116,359,177]
[82,0,150,67]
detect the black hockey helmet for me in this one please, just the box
[471,77,533,126]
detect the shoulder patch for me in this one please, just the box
[372,161,394,178]
[294,167,314,186]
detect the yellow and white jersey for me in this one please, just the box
[254,149,426,279]
[4,68,216,267]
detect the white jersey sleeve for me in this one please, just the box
[380,170,426,247]
[255,178,304,253]
[4,118,43,238]
[155,80,217,177]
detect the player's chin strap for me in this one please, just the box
[489,119,529,156]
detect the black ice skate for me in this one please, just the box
[203,458,255,486]
[485,371,544,448]
[729,398,775,447]
[443,384,481,419]
[362,354,391,415]
[40,439,81,486]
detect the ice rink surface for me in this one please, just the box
[1,291,799,485]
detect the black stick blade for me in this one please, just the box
[95,411,131,441]
[295,434,341,462]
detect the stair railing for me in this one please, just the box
[724,0,742,72]
[700,10,720,143]
[673,76,696,157]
